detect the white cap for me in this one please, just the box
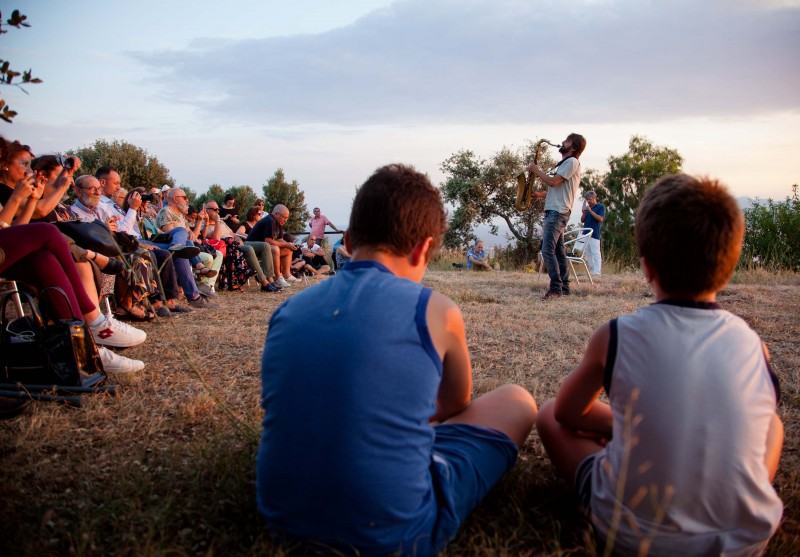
[160,185,171,192]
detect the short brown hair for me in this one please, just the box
[348,163,447,257]
[567,133,586,158]
[636,174,743,297]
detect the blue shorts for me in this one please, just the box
[575,453,597,516]
[424,423,518,555]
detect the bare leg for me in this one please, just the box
[536,400,605,481]
[269,244,281,279]
[75,261,100,307]
[280,249,292,279]
[444,384,537,447]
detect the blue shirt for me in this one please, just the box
[583,203,605,240]
[256,260,443,554]
[466,247,487,269]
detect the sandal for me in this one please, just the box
[114,305,154,322]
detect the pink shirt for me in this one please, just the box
[309,214,333,238]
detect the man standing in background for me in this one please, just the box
[581,191,604,276]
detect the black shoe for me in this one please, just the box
[0,397,31,420]
[261,283,281,293]
[541,290,562,301]
[169,244,201,259]
[155,305,172,318]
[562,288,571,296]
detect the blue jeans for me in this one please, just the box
[541,210,570,293]
[148,228,200,300]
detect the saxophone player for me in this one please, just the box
[527,133,586,300]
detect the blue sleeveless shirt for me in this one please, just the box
[256,260,443,554]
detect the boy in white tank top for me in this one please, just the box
[536,174,783,556]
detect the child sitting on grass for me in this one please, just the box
[536,174,783,556]
[255,163,537,557]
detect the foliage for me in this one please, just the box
[69,139,175,191]
[741,185,800,271]
[440,141,556,261]
[226,185,260,219]
[583,136,683,267]
[0,10,42,123]
[195,184,225,208]
[182,186,198,207]
[262,168,310,232]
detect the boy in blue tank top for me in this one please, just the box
[256,163,538,557]
[536,174,783,555]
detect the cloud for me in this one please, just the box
[133,0,799,126]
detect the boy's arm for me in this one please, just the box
[554,322,613,437]
[765,414,783,482]
[427,291,472,422]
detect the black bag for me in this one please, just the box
[0,287,104,387]
[55,220,139,257]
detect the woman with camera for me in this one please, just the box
[0,137,146,380]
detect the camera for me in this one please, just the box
[141,193,157,202]
[55,153,75,170]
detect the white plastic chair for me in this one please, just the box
[564,227,594,285]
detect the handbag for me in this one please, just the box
[55,220,139,257]
[0,287,105,387]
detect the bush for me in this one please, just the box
[740,185,800,271]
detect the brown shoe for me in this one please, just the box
[541,290,562,301]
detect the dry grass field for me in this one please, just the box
[1,269,798,556]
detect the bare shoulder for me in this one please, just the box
[426,290,465,357]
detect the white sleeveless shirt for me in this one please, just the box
[590,301,783,556]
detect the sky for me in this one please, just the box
[3,0,799,241]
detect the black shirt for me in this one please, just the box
[246,214,282,242]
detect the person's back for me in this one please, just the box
[591,302,781,554]
[536,174,783,556]
[256,164,537,557]
[257,261,441,553]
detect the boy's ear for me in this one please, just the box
[409,236,433,267]
[641,257,656,284]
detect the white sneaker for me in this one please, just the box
[98,347,144,384]
[276,277,291,288]
[90,316,147,348]
[286,275,300,283]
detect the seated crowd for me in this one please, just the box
[0,136,340,384]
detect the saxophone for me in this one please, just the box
[515,139,559,211]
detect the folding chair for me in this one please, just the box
[564,227,594,285]
[0,279,25,318]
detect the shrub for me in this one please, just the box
[740,185,800,271]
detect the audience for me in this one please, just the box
[219,193,240,229]
[246,204,297,289]
[298,235,332,277]
[0,137,146,380]
[205,200,280,292]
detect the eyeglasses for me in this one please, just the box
[174,194,187,200]
[79,185,102,192]
[206,207,219,211]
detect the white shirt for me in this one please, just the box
[590,302,782,555]
[99,196,138,234]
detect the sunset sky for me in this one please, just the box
[4,0,799,231]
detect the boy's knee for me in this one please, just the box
[497,384,538,418]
